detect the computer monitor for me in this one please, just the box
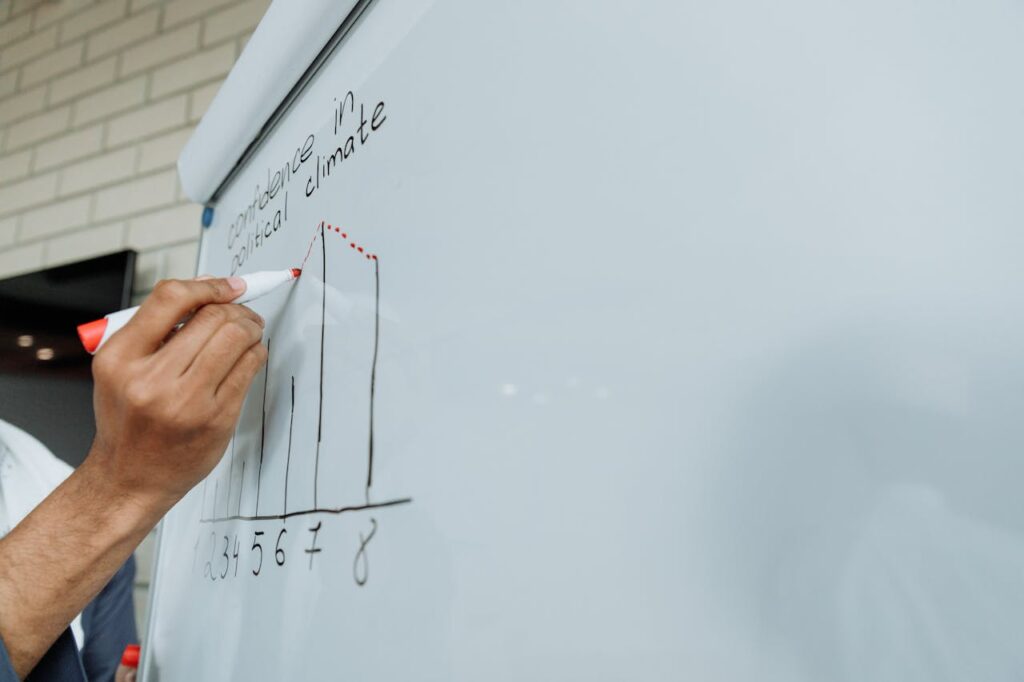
[0,251,136,466]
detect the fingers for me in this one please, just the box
[185,314,265,389]
[154,303,264,376]
[215,342,269,406]
[108,277,247,358]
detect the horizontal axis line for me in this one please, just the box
[199,497,413,524]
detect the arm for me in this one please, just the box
[0,276,267,678]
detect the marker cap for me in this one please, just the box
[77,318,108,354]
[121,643,140,668]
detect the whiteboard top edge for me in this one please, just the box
[177,0,362,205]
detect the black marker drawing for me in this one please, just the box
[367,257,379,498]
[283,375,295,515]
[198,224,410,531]
[314,223,326,507]
[306,521,323,570]
[353,517,377,586]
[256,337,271,515]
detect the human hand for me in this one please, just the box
[86,277,268,511]
[115,666,137,682]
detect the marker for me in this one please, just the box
[77,268,301,354]
[116,643,140,682]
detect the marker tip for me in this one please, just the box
[290,268,301,278]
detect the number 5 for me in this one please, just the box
[252,531,265,576]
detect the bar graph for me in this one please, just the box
[198,222,411,524]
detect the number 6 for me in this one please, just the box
[275,528,287,566]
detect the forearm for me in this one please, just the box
[0,450,167,678]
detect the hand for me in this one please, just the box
[115,662,137,682]
[87,276,268,510]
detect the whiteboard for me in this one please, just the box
[145,1,1024,680]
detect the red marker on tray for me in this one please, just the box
[77,268,301,354]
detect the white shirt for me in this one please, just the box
[0,419,86,649]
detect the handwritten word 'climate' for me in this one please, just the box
[305,90,386,199]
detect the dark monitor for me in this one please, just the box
[0,251,136,467]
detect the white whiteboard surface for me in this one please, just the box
[147,1,1024,680]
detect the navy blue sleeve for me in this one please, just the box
[80,557,138,682]
[3,627,88,682]
[0,632,16,682]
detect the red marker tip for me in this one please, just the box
[290,268,301,278]
[77,318,108,354]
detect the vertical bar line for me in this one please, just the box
[200,480,208,522]
[284,375,296,515]
[314,223,326,507]
[367,257,380,495]
[238,461,246,515]
[256,338,270,515]
[226,433,236,516]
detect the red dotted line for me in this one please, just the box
[324,222,377,261]
[300,220,378,269]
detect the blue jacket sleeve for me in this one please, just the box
[81,557,138,682]
[0,557,135,682]
[0,632,16,682]
[25,629,87,682]
[0,627,87,682]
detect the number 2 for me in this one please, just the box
[204,531,215,580]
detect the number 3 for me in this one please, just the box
[220,536,230,579]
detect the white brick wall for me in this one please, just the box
[0,0,273,637]
[0,0,269,283]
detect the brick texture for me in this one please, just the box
[0,216,16,247]
[20,39,83,86]
[5,106,71,150]
[33,124,104,170]
[120,21,198,75]
[85,8,159,60]
[106,94,187,145]
[72,76,147,125]
[59,0,128,43]
[49,56,117,103]
[0,70,17,98]
[0,0,273,628]
[0,85,46,126]
[149,43,234,97]
[0,149,31,183]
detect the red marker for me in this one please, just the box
[118,643,140,681]
[77,268,301,354]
